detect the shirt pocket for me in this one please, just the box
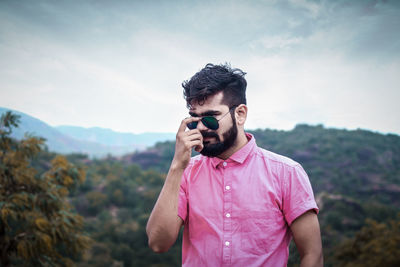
[240,210,282,256]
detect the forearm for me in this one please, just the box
[147,117,203,253]
[146,164,184,252]
[300,252,323,267]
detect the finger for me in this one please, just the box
[185,131,203,142]
[186,129,202,136]
[195,143,204,152]
[189,140,203,151]
[194,142,204,152]
[178,117,201,133]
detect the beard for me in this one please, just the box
[199,117,238,158]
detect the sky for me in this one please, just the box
[0,0,399,135]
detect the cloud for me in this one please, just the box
[248,0,400,63]
[242,50,400,133]
[0,0,399,134]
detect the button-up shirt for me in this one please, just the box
[178,133,319,266]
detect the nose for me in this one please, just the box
[196,119,208,131]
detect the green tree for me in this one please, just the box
[334,216,400,267]
[0,111,91,266]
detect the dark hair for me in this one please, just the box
[182,63,247,108]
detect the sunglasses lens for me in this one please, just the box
[202,117,219,130]
[187,121,198,130]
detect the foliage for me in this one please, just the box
[121,124,400,266]
[334,215,400,267]
[252,124,400,204]
[64,155,181,267]
[0,111,91,267]
[13,117,399,266]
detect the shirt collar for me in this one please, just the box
[209,133,256,168]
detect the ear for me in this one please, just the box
[235,104,247,126]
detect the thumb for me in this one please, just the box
[195,143,204,153]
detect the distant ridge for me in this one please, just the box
[0,107,174,157]
[55,125,175,147]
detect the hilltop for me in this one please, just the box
[3,109,399,266]
[0,107,174,157]
[73,123,400,266]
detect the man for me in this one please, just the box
[146,63,323,266]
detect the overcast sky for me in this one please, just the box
[1,0,399,134]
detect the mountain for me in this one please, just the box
[5,108,400,266]
[69,123,400,266]
[0,107,174,157]
[122,124,400,207]
[55,125,175,147]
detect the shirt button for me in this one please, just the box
[226,213,231,218]
[225,185,231,190]
[223,162,227,167]
[225,241,230,246]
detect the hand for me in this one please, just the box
[171,117,203,170]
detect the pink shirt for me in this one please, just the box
[178,133,318,266]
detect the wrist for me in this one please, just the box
[170,156,190,171]
[170,160,186,172]
[166,161,186,186]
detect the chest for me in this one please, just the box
[186,162,284,222]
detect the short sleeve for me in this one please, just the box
[283,164,319,226]
[178,166,189,222]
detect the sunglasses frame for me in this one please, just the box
[187,106,237,130]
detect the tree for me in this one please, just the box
[334,215,400,267]
[0,111,91,266]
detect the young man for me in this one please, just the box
[146,63,323,266]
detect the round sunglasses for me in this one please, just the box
[187,106,237,130]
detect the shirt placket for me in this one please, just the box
[222,161,232,265]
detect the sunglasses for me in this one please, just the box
[187,106,237,130]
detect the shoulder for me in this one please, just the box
[188,154,204,166]
[253,146,300,170]
[183,154,206,175]
[250,146,311,186]
[252,147,313,192]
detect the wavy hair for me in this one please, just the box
[182,63,247,108]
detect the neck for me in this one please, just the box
[217,130,248,160]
